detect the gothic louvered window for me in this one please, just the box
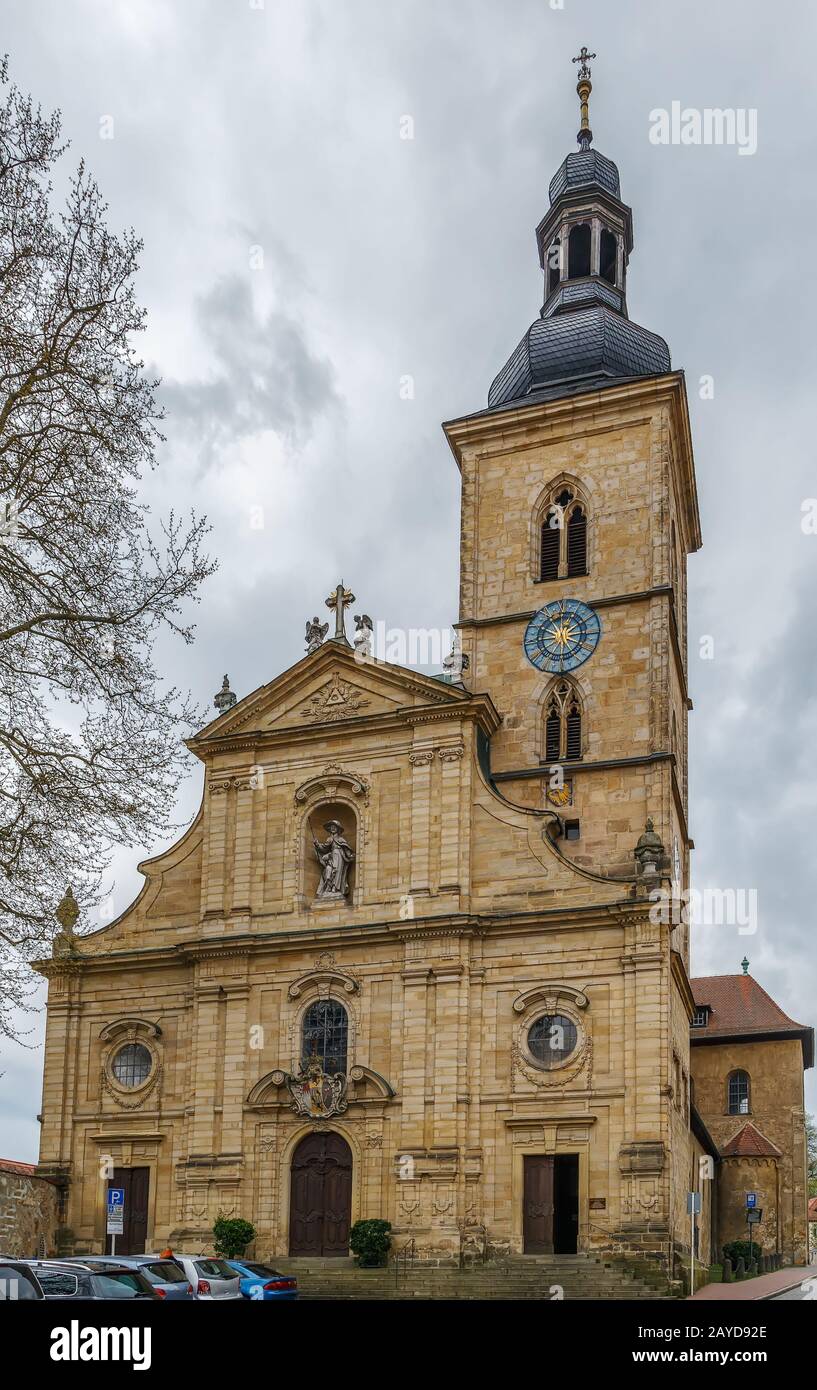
[567,506,587,577]
[545,707,561,761]
[537,485,589,581]
[302,1000,348,1075]
[727,1070,750,1116]
[540,516,560,580]
[544,680,582,763]
[565,696,582,760]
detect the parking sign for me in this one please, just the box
[107,1186,125,1235]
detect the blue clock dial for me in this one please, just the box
[523,598,601,674]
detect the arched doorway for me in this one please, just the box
[289,1131,352,1256]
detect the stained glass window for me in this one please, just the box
[302,1000,348,1074]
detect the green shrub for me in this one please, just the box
[349,1218,392,1267]
[213,1214,256,1258]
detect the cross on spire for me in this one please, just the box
[325,581,356,644]
[571,46,596,80]
[571,45,597,151]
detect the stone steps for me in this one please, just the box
[283,1254,671,1300]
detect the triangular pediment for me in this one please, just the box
[190,642,469,750]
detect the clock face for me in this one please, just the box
[523,599,601,674]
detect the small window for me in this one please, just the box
[692,1007,709,1028]
[600,228,617,285]
[728,1070,750,1115]
[111,1042,152,1088]
[563,820,581,841]
[527,1013,578,1068]
[568,223,591,279]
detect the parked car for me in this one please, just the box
[22,1259,159,1300]
[171,1255,241,1300]
[224,1259,298,1301]
[61,1254,193,1300]
[0,1259,45,1300]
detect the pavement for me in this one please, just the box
[689,1264,817,1301]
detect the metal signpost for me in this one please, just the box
[687,1191,701,1292]
[746,1194,761,1267]
[106,1186,125,1257]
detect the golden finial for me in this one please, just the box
[571,46,596,150]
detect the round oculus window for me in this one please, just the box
[111,1042,152,1088]
[527,1014,578,1069]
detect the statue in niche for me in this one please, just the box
[310,818,355,900]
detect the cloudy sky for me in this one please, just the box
[3,0,816,1159]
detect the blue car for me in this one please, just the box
[225,1259,298,1300]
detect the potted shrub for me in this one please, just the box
[213,1214,256,1259]
[349,1218,392,1268]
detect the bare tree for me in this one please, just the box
[0,58,214,1041]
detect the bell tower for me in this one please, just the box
[444,51,701,907]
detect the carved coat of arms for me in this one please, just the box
[286,1058,348,1119]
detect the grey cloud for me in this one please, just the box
[160,274,341,452]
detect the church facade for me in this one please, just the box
[33,59,811,1281]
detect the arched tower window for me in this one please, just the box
[539,486,590,581]
[544,680,583,763]
[568,223,591,279]
[302,999,349,1075]
[727,1069,751,1115]
[599,228,617,285]
[547,237,561,295]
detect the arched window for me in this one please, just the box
[727,1069,750,1115]
[302,999,349,1075]
[544,680,582,763]
[568,223,591,279]
[547,237,561,295]
[539,487,589,581]
[599,228,617,285]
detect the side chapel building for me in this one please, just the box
[34,56,812,1279]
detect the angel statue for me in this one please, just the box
[353,613,374,659]
[312,819,355,899]
[305,615,329,654]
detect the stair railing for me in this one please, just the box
[393,1237,416,1287]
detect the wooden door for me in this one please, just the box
[523,1155,555,1254]
[289,1132,352,1256]
[108,1167,149,1255]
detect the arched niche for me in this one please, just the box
[302,800,358,904]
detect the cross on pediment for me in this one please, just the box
[325,581,355,643]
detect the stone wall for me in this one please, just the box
[0,1160,60,1258]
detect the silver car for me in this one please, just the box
[172,1255,241,1300]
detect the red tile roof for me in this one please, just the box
[808,1197,817,1223]
[720,1122,782,1159]
[689,974,813,1066]
[0,1158,36,1176]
